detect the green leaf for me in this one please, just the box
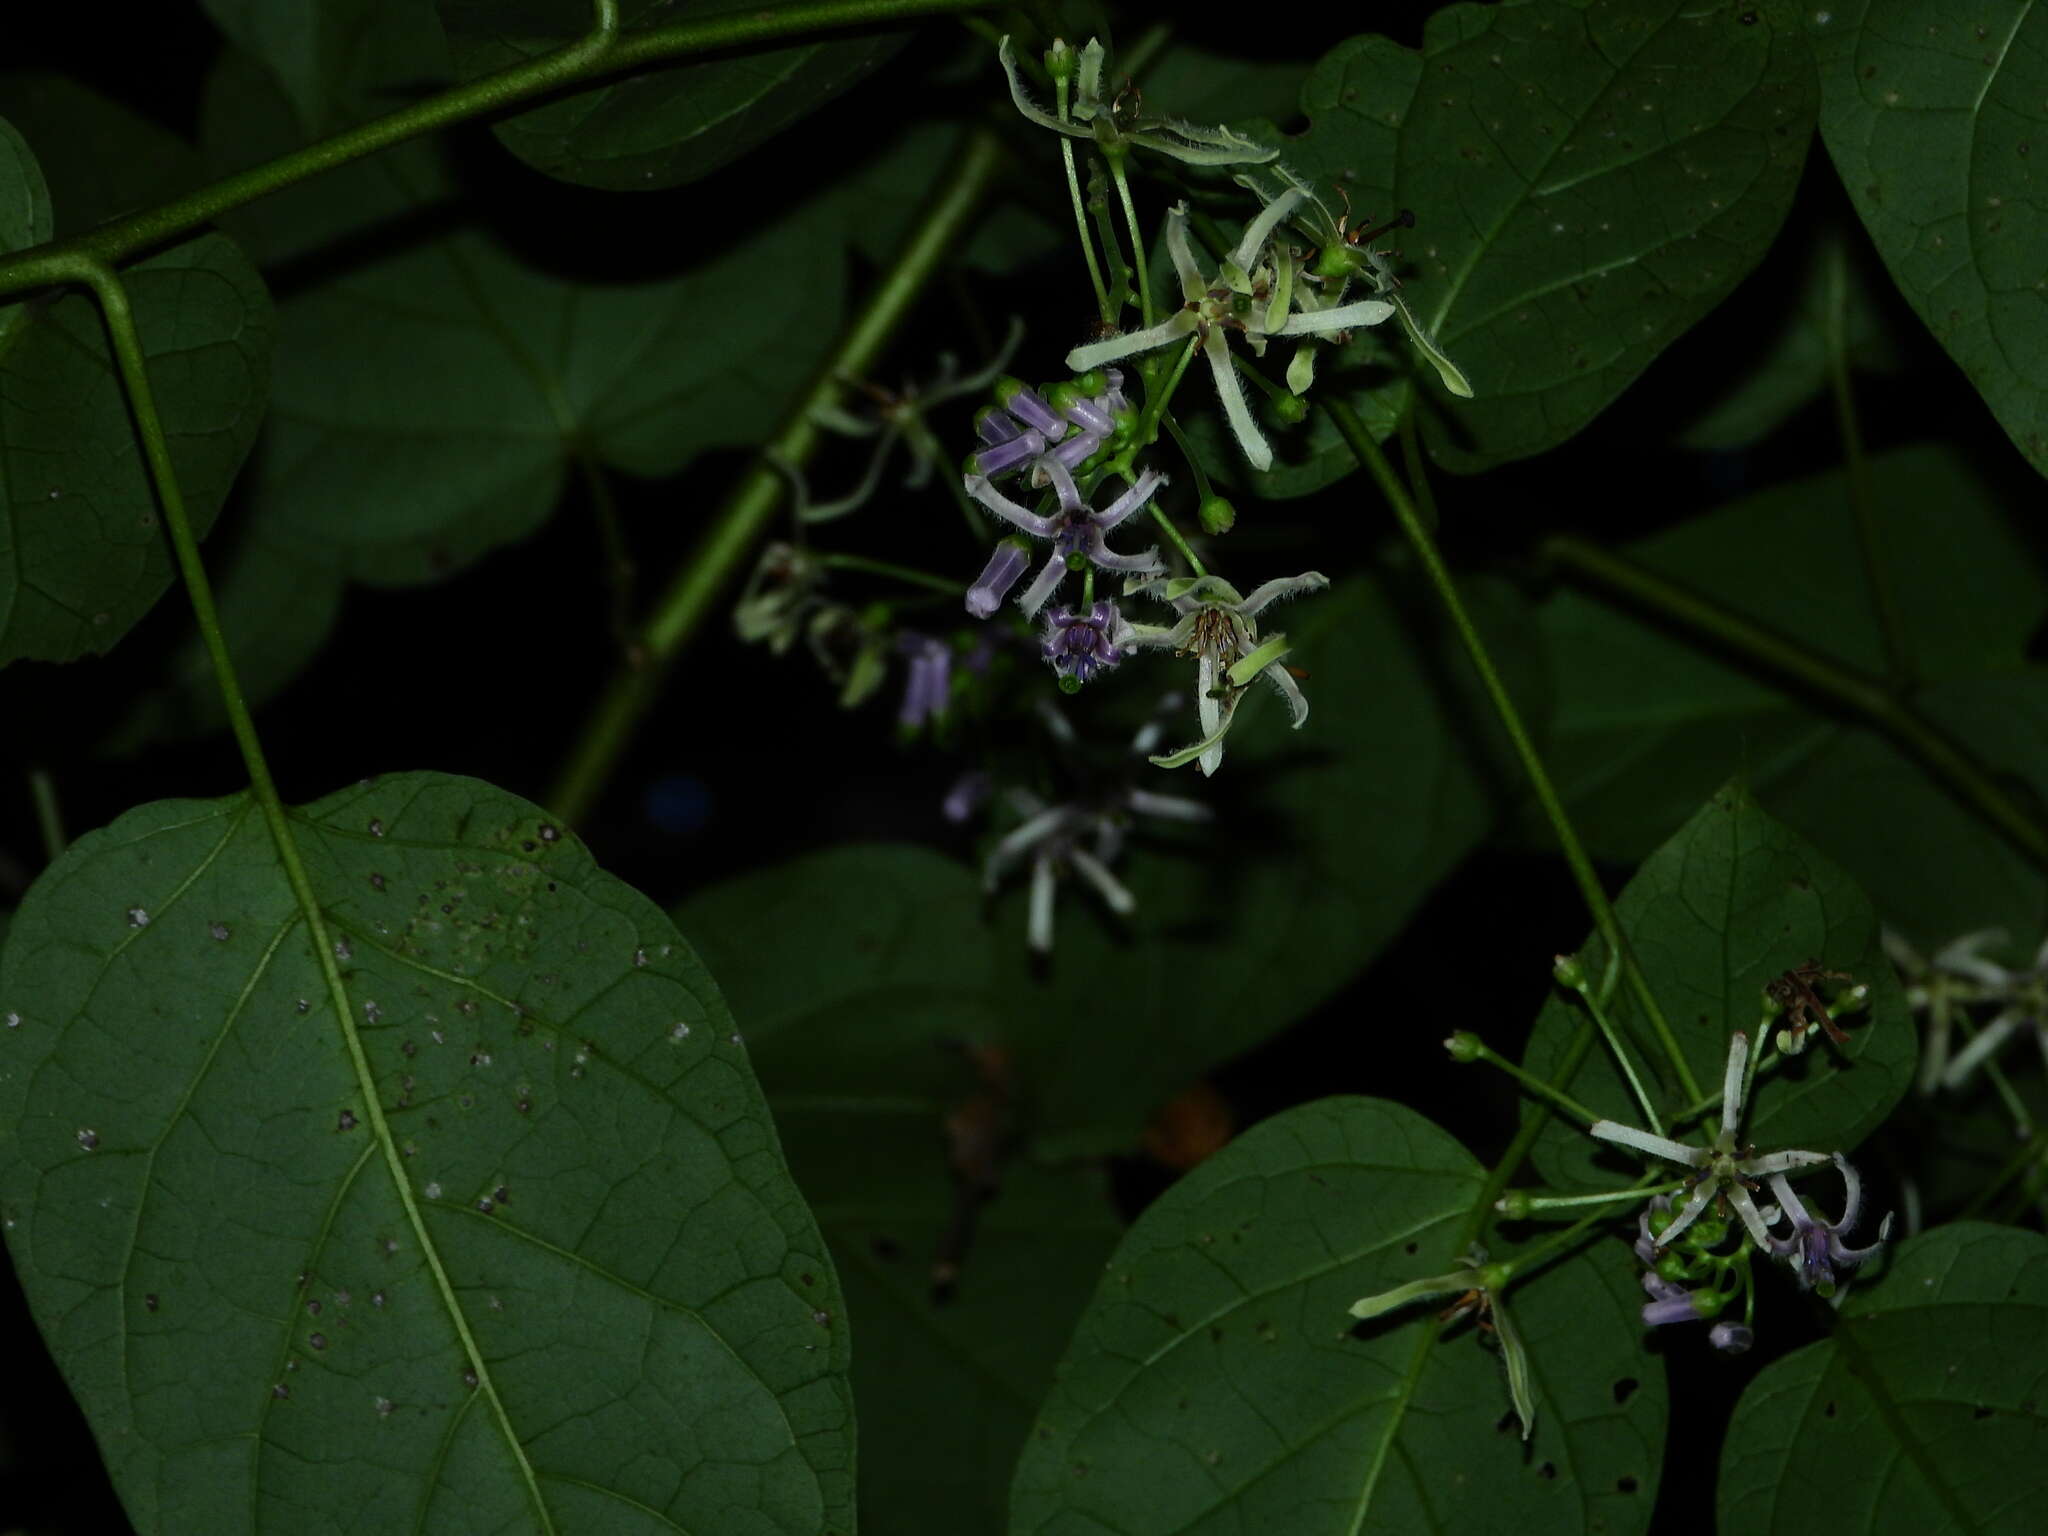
[1813,0,2048,478]
[1718,1221,2048,1534]
[0,771,852,1533]
[438,0,894,190]
[1538,442,2048,948]
[1676,217,1904,451]
[679,843,1122,1535]
[1520,782,1916,1189]
[1,110,272,667]
[0,73,203,231]
[1009,1098,1666,1534]
[199,0,454,133]
[1272,0,1815,481]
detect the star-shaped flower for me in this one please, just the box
[963,467,1166,618]
[1590,1031,1831,1250]
[1063,198,1393,471]
[1120,571,1327,774]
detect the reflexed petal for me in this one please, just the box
[1725,1183,1777,1249]
[1095,467,1167,530]
[1589,1120,1705,1167]
[1740,1148,1831,1176]
[1066,313,1197,373]
[1240,570,1330,617]
[1655,1183,1716,1247]
[964,473,1058,537]
[1035,452,1084,513]
[985,805,1068,889]
[1720,1032,1752,1143]
[1387,287,1475,398]
[1017,553,1070,619]
[1832,1153,1864,1232]
[1205,329,1272,472]
[1165,203,1207,301]
[1941,1007,2020,1087]
[1231,187,1303,271]
[1262,660,1309,728]
[1276,298,1396,335]
[1127,789,1211,822]
[1028,856,1056,953]
[1125,120,1279,166]
[1080,527,1165,575]
[1069,848,1135,914]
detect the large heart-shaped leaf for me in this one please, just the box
[1537,442,2048,949]
[1259,0,1814,484]
[0,771,852,1533]
[0,114,272,668]
[1813,0,2048,478]
[1718,1221,2048,1533]
[1519,783,1916,1190]
[200,0,454,133]
[1010,1097,1666,1534]
[438,0,894,190]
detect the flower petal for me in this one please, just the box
[1589,1121,1705,1167]
[964,474,1058,538]
[1205,329,1272,472]
[1066,313,1197,373]
[1275,298,1396,335]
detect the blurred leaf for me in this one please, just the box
[199,0,453,133]
[1677,219,1903,451]
[1538,442,2048,946]
[1269,0,1814,483]
[0,771,853,1534]
[1,113,272,668]
[1140,43,1313,128]
[1813,0,2048,478]
[1009,1097,1665,1534]
[1520,782,1916,1190]
[1718,1221,2048,1534]
[438,0,894,190]
[679,843,1121,1536]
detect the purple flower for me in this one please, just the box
[896,634,952,728]
[1766,1154,1893,1298]
[968,539,1035,619]
[1041,602,1127,689]
[1640,1270,1709,1329]
[964,467,1166,618]
[1709,1322,1753,1354]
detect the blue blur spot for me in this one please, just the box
[645,775,714,837]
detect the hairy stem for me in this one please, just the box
[1057,76,1115,324]
[1327,397,1701,1104]
[547,130,1004,824]
[1544,535,2048,872]
[0,0,996,299]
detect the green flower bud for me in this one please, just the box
[1198,495,1237,535]
[1045,38,1076,83]
[1271,392,1309,425]
[1444,1031,1484,1064]
[1495,1190,1534,1221]
[1552,953,1588,991]
[1073,369,1106,396]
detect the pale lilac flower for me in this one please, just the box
[1064,198,1393,471]
[896,634,952,728]
[963,467,1166,619]
[1708,1322,1753,1353]
[944,772,991,824]
[1640,1269,1709,1329]
[1765,1154,1894,1298]
[968,372,1130,487]
[1591,1032,1832,1250]
[1120,571,1327,774]
[967,539,1035,619]
[1041,601,1127,689]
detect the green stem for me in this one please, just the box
[1462,1039,1600,1127]
[0,0,996,299]
[1159,411,1213,502]
[1961,1129,2048,1221]
[575,451,637,658]
[1056,77,1115,324]
[1500,1179,1662,1282]
[27,768,65,862]
[1823,242,1910,691]
[1084,159,1135,315]
[81,256,551,1520]
[1544,535,2048,872]
[1327,398,1701,1104]
[1567,973,1664,1134]
[1397,404,1439,534]
[1454,1020,1598,1253]
[547,130,1003,824]
[818,552,964,595]
[1108,152,1154,327]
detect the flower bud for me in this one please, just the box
[1271,392,1309,425]
[1198,495,1237,535]
[1443,1031,1483,1064]
[1045,37,1076,83]
[1552,953,1588,991]
[1709,1321,1753,1354]
[1494,1190,1533,1221]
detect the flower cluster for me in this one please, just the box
[1591,1032,1893,1350]
[1888,927,2048,1106]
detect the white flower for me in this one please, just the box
[1590,1031,1831,1249]
[997,36,1277,166]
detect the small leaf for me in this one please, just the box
[0,109,272,667]
[438,0,895,190]
[1009,1098,1665,1534]
[1271,0,1815,480]
[1813,0,2048,478]
[1520,782,1916,1189]
[1718,1221,2048,1534]
[0,771,852,1533]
